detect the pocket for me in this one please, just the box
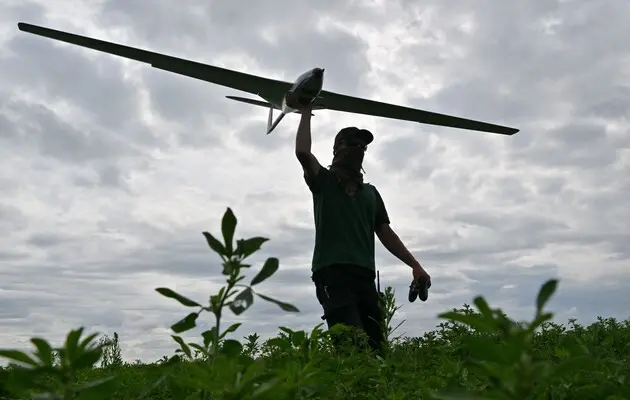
[318,281,354,312]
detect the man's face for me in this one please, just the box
[332,138,367,171]
[334,139,367,156]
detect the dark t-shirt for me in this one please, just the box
[304,166,390,274]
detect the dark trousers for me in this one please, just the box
[312,264,385,356]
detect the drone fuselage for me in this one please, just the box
[281,67,325,113]
[225,67,325,134]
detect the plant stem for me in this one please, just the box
[213,310,221,363]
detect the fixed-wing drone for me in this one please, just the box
[17,22,519,136]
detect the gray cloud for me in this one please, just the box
[98,0,374,90]
[0,0,628,364]
[3,35,143,135]
[0,98,131,162]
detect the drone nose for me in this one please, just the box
[313,68,324,77]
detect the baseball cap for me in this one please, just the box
[334,126,374,147]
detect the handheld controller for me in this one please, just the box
[408,277,431,303]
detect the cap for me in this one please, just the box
[334,126,374,147]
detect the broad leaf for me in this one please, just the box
[79,332,101,350]
[0,350,39,367]
[256,292,299,312]
[171,335,192,359]
[202,231,226,256]
[229,288,254,315]
[64,327,84,362]
[536,279,558,314]
[237,237,269,259]
[156,288,201,307]
[189,343,205,353]
[473,296,494,320]
[438,312,497,333]
[222,207,237,255]
[220,323,243,339]
[30,338,54,366]
[171,312,198,333]
[73,348,103,369]
[250,257,279,286]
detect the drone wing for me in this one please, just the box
[17,23,519,135]
[16,22,292,101]
[314,90,519,135]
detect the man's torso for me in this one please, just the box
[307,167,386,274]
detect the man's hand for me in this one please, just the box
[411,261,430,285]
[286,92,313,113]
[409,261,431,303]
[299,102,313,114]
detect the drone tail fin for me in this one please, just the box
[225,95,276,109]
[266,110,286,135]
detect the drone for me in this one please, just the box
[17,22,519,136]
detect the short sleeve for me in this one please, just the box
[304,166,328,193]
[374,187,390,228]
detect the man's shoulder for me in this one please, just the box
[304,165,332,194]
[362,180,375,188]
[362,181,379,192]
[318,166,335,181]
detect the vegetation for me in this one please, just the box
[0,208,628,399]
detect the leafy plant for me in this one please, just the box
[433,279,596,400]
[98,333,123,369]
[156,207,299,364]
[0,328,116,399]
[380,285,406,350]
[151,207,316,399]
[1,207,628,399]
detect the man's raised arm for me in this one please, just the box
[295,104,322,184]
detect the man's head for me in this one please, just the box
[329,127,373,195]
[331,126,374,170]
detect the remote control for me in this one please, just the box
[408,277,431,303]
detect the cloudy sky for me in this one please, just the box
[1,0,629,363]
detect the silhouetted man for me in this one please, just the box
[294,103,431,356]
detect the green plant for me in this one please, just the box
[0,327,116,399]
[153,207,320,399]
[381,285,406,348]
[98,333,123,369]
[0,207,317,399]
[156,207,299,363]
[1,207,628,399]
[432,279,596,400]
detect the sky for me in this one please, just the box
[1,0,629,363]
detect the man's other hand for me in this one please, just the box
[411,262,430,285]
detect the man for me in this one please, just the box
[294,103,431,356]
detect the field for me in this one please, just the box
[1,209,628,399]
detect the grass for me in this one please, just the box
[1,208,628,399]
